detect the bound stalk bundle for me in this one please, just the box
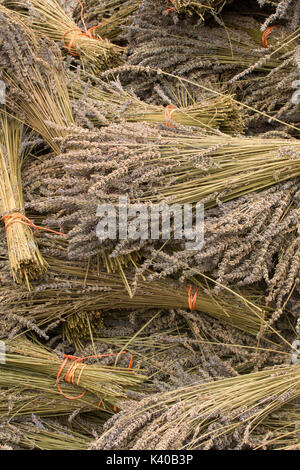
[0,331,293,447]
[0,5,74,154]
[0,256,272,339]
[11,0,124,73]
[107,2,299,135]
[90,362,300,450]
[1,0,299,452]
[228,27,300,133]
[1,337,147,411]
[125,94,243,134]
[19,121,300,317]
[69,72,245,134]
[0,115,48,286]
[25,122,300,211]
[2,319,277,419]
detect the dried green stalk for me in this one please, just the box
[37,122,300,207]
[0,115,48,286]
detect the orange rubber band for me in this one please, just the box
[262,25,279,49]
[164,0,175,13]
[128,354,133,370]
[97,400,118,413]
[97,399,103,410]
[56,355,86,400]
[188,284,199,311]
[63,0,110,56]
[2,212,65,237]
[56,351,134,408]
[165,105,177,128]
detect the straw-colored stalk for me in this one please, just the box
[2,337,147,411]
[91,363,300,450]
[15,0,124,72]
[0,115,48,286]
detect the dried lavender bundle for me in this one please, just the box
[10,0,124,73]
[104,3,290,103]
[1,309,288,428]
[0,5,74,153]
[136,179,300,320]
[69,71,245,134]
[0,115,48,286]
[22,122,300,255]
[103,1,299,134]
[16,121,300,321]
[0,255,277,340]
[18,117,300,317]
[90,363,300,450]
